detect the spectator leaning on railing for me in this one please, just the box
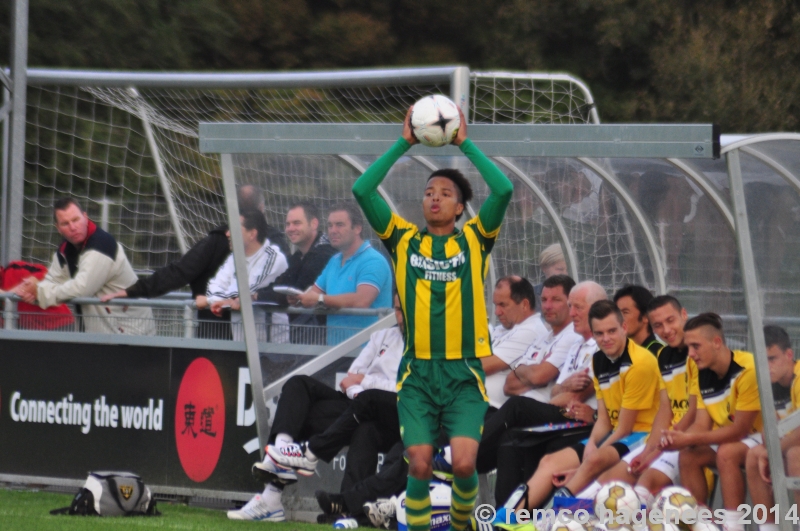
[288,203,392,346]
[100,184,286,340]
[201,210,289,342]
[258,201,337,345]
[13,198,155,335]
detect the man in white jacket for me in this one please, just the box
[228,296,405,522]
[200,210,289,342]
[14,198,154,335]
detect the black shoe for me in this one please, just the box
[317,513,343,524]
[316,490,348,515]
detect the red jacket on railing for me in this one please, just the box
[1,261,75,330]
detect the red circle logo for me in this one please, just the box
[175,358,225,482]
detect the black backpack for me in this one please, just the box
[51,471,159,516]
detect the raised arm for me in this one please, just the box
[352,108,416,234]
[459,139,514,235]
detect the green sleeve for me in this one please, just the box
[459,138,514,234]
[352,137,411,234]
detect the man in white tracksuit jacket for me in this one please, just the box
[14,198,155,335]
[204,210,289,342]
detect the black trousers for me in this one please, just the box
[476,395,569,473]
[341,440,408,516]
[308,389,401,493]
[269,375,351,444]
[494,427,592,504]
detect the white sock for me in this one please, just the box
[262,483,283,504]
[722,509,746,531]
[633,486,654,510]
[443,446,452,465]
[758,524,780,531]
[275,433,293,449]
[577,481,601,500]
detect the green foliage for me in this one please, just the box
[2,0,800,130]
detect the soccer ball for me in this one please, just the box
[395,481,451,531]
[551,516,588,531]
[691,519,721,531]
[410,95,461,147]
[649,523,683,531]
[593,481,642,525]
[653,486,698,528]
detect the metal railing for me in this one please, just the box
[0,292,391,342]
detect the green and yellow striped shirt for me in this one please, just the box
[353,137,513,360]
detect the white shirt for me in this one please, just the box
[555,336,599,409]
[345,326,405,399]
[517,322,582,403]
[485,313,548,409]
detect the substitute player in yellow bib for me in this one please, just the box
[660,313,762,531]
[352,107,513,531]
[744,325,800,531]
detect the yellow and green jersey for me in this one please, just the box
[376,213,497,359]
[353,137,513,360]
[691,350,762,432]
[592,338,664,433]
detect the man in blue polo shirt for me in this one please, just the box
[292,202,392,345]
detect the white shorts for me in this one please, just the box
[622,446,680,483]
[710,432,762,453]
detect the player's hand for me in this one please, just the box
[757,451,772,484]
[659,429,690,451]
[230,297,241,311]
[630,448,661,475]
[195,295,209,309]
[100,289,127,302]
[402,106,418,145]
[452,106,467,146]
[340,373,365,392]
[552,468,577,488]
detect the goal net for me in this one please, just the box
[21,71,597,274]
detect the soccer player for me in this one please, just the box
[744,325,800,531]
[577,295,696,507]
[521,299,663,509]
[660,313,762,530]
[352,107,514,531]
[613,285,662,354]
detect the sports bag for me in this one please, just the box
[50,471,159,516]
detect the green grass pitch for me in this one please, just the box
[0,488,332,531]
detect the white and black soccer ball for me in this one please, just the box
[690,519,721,531]
[550,515,588,531]
[395,481,451,531]
[593,481,641,525]
[653,486,698,528]
[649,522,684,531]
[411,95,461,147]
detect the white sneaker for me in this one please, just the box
[267,442,317,476]
[227,493,286,521]
[252,453,298,483]
[364,497,396,529]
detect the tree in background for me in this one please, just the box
[2,0,800,132]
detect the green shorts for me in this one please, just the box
[396,356,489,447]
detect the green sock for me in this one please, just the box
[450,472,478,531]
[406,476,432,531]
